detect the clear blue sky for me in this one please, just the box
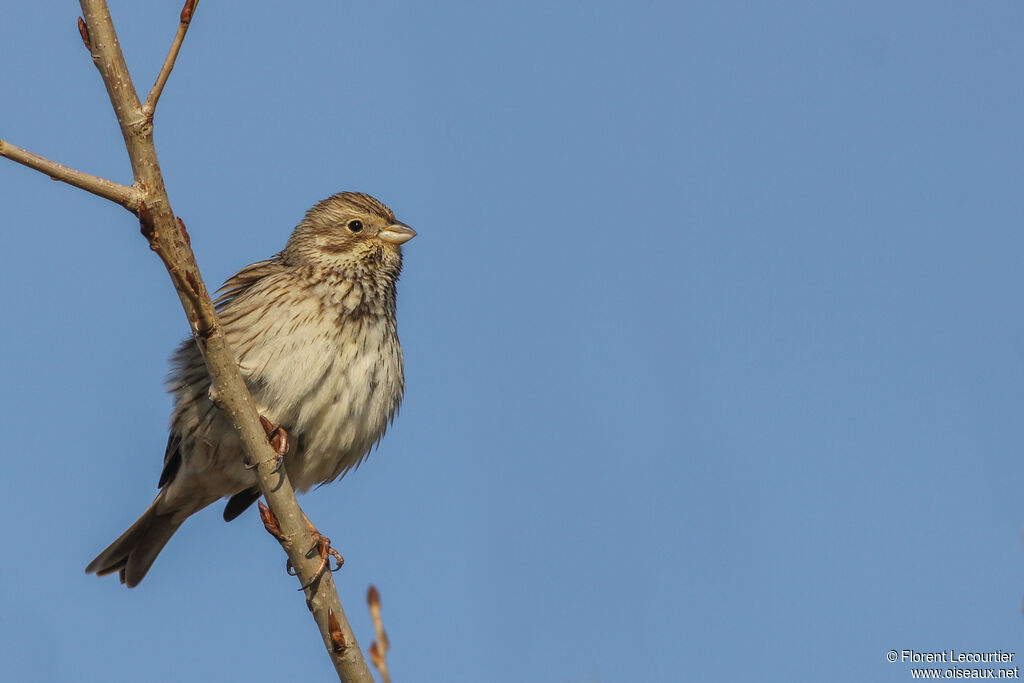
[2,2,1023,682]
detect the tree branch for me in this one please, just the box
[1,2,374,680]
[0,138,141,210]
[142,0,197,117]
[367,585,393,683]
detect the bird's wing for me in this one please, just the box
[213,258,284,310]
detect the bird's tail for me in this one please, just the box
[85,492,183,588]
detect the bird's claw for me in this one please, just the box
[269,510,343,589]
[245,416,288,471]
[295,517,344,591]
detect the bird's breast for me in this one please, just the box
[235,302,403,490]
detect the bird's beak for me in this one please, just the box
[378,222,417,245]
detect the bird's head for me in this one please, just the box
[283,192,415,275]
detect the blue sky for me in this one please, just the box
[2,2,1023,681]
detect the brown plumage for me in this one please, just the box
[86,192,416,587]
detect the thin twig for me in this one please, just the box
[77,3,373,678]
[78,3,373,679]
[1,2,374,680]
[367,586,392,683]
[142,0,198,117]
[0,138,141,210]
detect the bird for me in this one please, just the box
[86,191,416,587]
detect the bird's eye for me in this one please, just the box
[347,220,363,233]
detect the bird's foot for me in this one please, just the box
[257,505,343,590]
[245,416,288,473]
[287,514,344,590]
